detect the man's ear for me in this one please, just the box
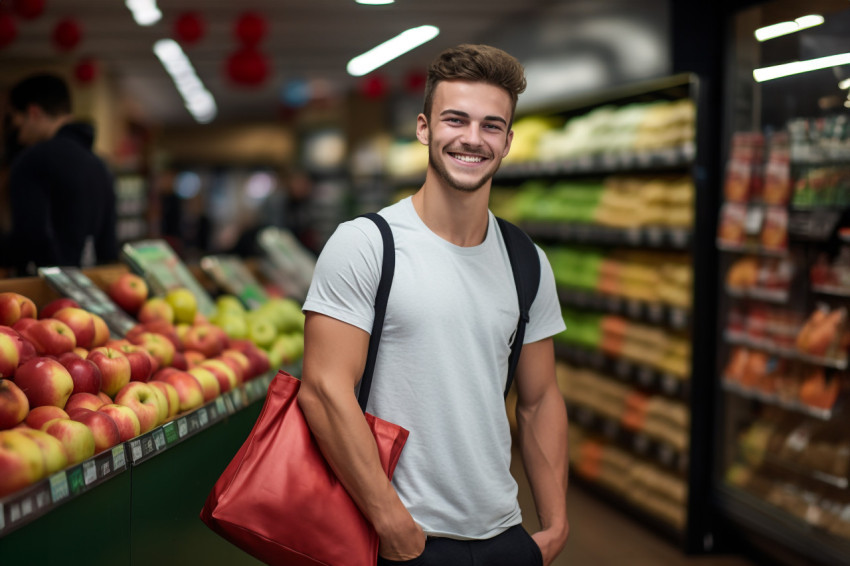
[501,129,514,158]
[26,103,44,120]
[415,113,429,146]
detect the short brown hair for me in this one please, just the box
[423,44,526,127]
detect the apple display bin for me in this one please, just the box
[0,374,273,565]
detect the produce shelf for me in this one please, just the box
[555,342,690,401]
[557,287,690,330]
[524,222,692,250]
[568,402,689,474]
[725,286,790,304]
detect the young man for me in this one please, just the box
[299,44,569,566]
[6,73,117,274]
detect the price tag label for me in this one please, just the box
[602,419,619,439]
[224,394,235,414]
[215,397,226,415]
[615,359,633,380]
[198,408,209,427]
[153,429,167,451]
[163,421,179,444]
[112,445,126,470]
[35,489,50,510]
[50,472,70,502]
[662,374,680,396]
[637,366,654,388]
[68,467,85,495]
[658,444,675,467]
[670,308,688,330]
[633,433,650,454]
[83,460,97,486]
[9,503,21,523]
[20,497,33,518]
[178,418,189,438]
[0,503,5,531]
[130,440,143,463]
[100,459,112,478]
[647,304,663,324]
[626,300,643,319]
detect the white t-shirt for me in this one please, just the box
[302,196,566,539]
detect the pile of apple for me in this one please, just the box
[0,274,273,499]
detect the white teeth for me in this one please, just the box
[454,154,483,163]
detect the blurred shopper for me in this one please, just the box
[6,73,117,274]
[299,45,569,566]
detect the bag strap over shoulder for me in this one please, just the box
[496,217,541,398]
[357,212,395,412]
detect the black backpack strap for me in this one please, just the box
[497,217,541,398]
[356,213,395,412]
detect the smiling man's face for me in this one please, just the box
[417,80,513,193]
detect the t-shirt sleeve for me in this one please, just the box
[524,244,566,344]
[302,219,383,334]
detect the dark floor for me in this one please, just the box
[511,453,757,566]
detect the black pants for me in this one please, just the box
[378,524,543,566]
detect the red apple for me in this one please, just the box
[44,418,96,465]
[16,428,68,475]
[187,367,221,401]
[113,345,153,382]
[0,379,29,429]
[114,382,161,433]
[128,320,182,351]
[12,317,38,334]
[171,351,188,370]
[87,347,131,398]
[137,298,174,325]
[0,429,45,497]
[69,409,121,454]
[0,330,20,379]
[39,298,80,320]
[20,318,77,356]
[25,405,70,430]
[220,349,251,378]
[183,324,227,358]
[129,332,175,369]
[64,392,106,413]
[58,352,103,395]
[72,347,89,358]
[0,292,37,327]
[98,404,141,442]
[153,370,204,412]
[149,380,179,419]
[14,356,74,409]
[107,272,149,315]
[90,313,111,348]
[147,384,169,424]
[200,359,239,393]
[97,391,113,405]
[51,307,96,349]
[183,350,206,368]
[106,338,132,350]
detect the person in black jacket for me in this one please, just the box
[6,73,118,274]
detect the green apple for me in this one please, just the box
[247,317,277,349]
[269,332,304,366]
[216,295,245,317]
[211,312,248,340]
[165,288,198,325]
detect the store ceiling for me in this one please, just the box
[0,0,561,126]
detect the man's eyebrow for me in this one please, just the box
[440,109,507,125]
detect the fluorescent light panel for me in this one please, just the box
[356,0,395,4]
[153,39,217,123]
[347,25,440,77]
[753,52,850,82]
[754,14,824,41]
[125,0,161,26]
[839,78,850,89]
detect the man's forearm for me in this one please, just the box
[517,383,569,536]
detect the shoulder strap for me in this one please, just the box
[497,217,541,398]
[356,213,395,412]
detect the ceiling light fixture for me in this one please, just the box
[153,39,217,123]
[125,0,162,26]
[347,25,439,77]
[839,78,850,89]
[753,52,850,82]
[754,14,824,41]
[356,0,395,4]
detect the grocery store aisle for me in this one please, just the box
[511,452,756,566]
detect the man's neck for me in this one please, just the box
[411,173,491,247]
[44,115,72,140]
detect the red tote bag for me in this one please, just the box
[200,370,408,566]
[201,212,402,565]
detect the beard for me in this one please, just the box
[427,135,502,193]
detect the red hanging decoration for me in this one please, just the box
[174,11,205,45]
[0,13,18,49]
[404,70,427,94]
[234,12,266,47]
[360,74,389,100]
[13,0,45,20]
[225,47,270,87]
[74,57,99,84]
[52,18,82,52]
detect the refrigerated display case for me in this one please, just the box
[714,2,850,564]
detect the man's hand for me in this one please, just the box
[532,523,569,566]
[377,513,427,561]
